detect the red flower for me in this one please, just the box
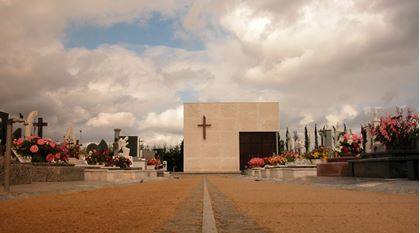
[46,154,54,162]
[30,145,39,153]
[49,142,56,148]
[15,138,24,146]
[37,138,47,145]
[55,153,61,159]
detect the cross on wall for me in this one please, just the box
[197,115,211,140]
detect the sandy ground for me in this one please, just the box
[0,175,418,233]
[0,176,201,233]
[207,176,419,233]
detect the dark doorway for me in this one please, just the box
[239,132,277,170]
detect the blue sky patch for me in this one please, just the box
[63,13,204,51]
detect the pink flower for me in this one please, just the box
[343,133,349,141]
[46,154,54,162]
[49,142,56,148]
[15,138,23,146]
[352,134,359,141]
[37,139,46,145]
[30,145,39,153]
[55,153,61,159]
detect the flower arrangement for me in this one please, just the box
[306,147,329,160]
[337,132,362,156]
[264,155,287,166]
[282,151,300,162]
[13,136,68,163]
[248,157,265,168]
[85,149,112,165]
[113,156,132,169]
[368,108,418,150]
[147,158,160,166]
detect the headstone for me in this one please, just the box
[117,137,130,157]
[97,139,108,151]
[13,128,22,139]
[24,111,38,139]
[371,111,386,152]
[64,126,76,144]
[86,143,98,153]
[319,128,334,158]
[119,136,138,157]
[33,117,48,138]
[162,161,168,171]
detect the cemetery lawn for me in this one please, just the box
[207,176,418,233]
[0,176,201,233]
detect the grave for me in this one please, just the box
[244,165,317,179]
[84,168,158,182]
[349,151,419,180]
[316,126,354,177]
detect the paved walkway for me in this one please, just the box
[242,175,419,195]
[0,175,418,233]
[0,177,169,201]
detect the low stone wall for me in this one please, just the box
[0,163,84,185]
[84,168,159,182]
[31,164,84,182]
[245,166,317,179]
[0,164,33,185]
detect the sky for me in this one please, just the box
[0,0,418,146]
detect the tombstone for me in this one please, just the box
[370,111,386,152]
[117,137,130,157]
[97,139,108,152]
[119,136,138,157]
[13,128,22,139]
[319,128,334,158]
[64,127,76,144]
[33,117,48,138]
[0,111,8,155]
[86,143,98,153]
[162,161,168,171]
[24,111,38,139]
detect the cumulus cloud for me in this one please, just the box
[86,112,136,128]
[325,105,359,126]
[0,0,417,145]
[139,106,183,133]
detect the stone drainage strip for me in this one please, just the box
[157,177,269,233]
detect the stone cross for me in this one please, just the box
[33,117,48,138]
[197,115,211,140]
